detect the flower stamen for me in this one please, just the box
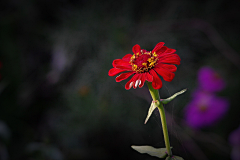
[153,52,158,57]
[133,64,138,70]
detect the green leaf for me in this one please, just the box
[161,89,187,104]
[144,101,159,124]
[165,155,184,160]
[131,145,169,158]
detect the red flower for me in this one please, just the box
[108,42,181,90]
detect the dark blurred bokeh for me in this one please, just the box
[1,0,240,159]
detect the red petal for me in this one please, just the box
[122,54,132,62]
[159,54,181,65]
[149,70,163,89]
[139,74,146,88]
[108,68,125,76]
[112,59,130,67]
[158,48,177,58]
[133,74,142,89]
[155,63,177,72]
[154,68,175,82]
[152,42,165,53]
[125,79,133,90]
[115,65,132,70]
[132,44,141,54]
[159,52,180,60]
[115,71,134,82]
[155,46,168,55]
[145,72,153,82]
[165,48,176,54]
[125,74,139,90]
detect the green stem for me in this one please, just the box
[146,82,172,157]
[157,103,172,157]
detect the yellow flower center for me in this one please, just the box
[129,50,158,73]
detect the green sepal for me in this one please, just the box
[144,100,159,124]
[131,145,172,158]
[165,155,184,160]
[161,89,187,104]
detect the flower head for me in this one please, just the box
[184,90,229,129]
[198,67,225,92]
[108,42,180,90]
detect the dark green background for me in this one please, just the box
[0,0,240,159]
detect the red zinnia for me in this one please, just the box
[108,42,181,90]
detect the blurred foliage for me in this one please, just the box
[0,0,240,159]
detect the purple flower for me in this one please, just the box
[198,67,225,92]
[184,90,229,129]
[229,126,240,160]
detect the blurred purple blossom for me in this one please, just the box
[198,67,226,92]
[229,126,240,160]
[184,90,229,129]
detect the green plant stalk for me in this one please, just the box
[146,82,172,157]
